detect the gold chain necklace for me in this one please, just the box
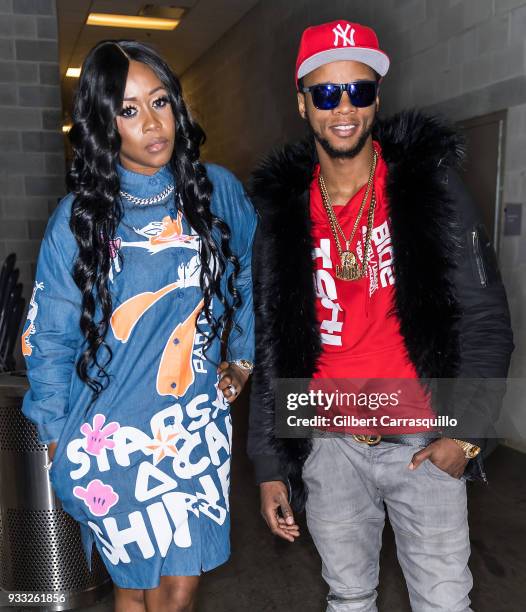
[318,150,378,281]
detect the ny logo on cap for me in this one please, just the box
[333,23,355,47]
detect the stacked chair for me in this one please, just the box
[0,254,25,373]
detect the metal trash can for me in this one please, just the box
[0,372,112,611]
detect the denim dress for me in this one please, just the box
[21,163,256,588]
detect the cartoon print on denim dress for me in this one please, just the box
[73,479,120,517]
[62,387,231,566]
[80,414,120,456]
[124,211,200,253]
[110,251,205,398]
[109,210,200,282]
[21,281,44,357]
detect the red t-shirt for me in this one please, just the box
[310,142,434,433]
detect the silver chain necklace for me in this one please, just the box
[119,184,175,206]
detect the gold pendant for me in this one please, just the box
[336,251,362,281]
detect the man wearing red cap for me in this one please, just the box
[248,20,513,612]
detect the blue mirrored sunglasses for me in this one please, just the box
[301,81,378,110]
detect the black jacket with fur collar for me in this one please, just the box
[247,110,513,510]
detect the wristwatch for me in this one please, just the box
[230,359,254,374]
[451,438,481,459]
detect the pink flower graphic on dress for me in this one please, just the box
[80,413,120,456]
[73,479,119,516]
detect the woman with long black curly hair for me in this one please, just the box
[22,40,256,611]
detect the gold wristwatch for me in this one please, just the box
[451,438,481,459]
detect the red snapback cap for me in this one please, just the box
[295,20,390,86]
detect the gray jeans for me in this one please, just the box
[302,436,473,612]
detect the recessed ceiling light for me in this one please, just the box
[66,67,81,78]
[139,5,186,20]
[86,12,180,30]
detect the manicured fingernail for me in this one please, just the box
[408,462,414,470]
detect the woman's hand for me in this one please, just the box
[217,361,250,402]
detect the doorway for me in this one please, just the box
[457,111,507,255]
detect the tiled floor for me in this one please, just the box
[10,398,526,612]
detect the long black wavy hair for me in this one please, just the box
[67,40,240,400]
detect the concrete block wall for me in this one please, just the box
[0,0,64,300]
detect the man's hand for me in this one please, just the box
[47,442,57,461]
[260,481,300,542]
[217,361,250,403]
[409,438,468,479]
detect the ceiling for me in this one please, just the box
[57,0,259,120]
